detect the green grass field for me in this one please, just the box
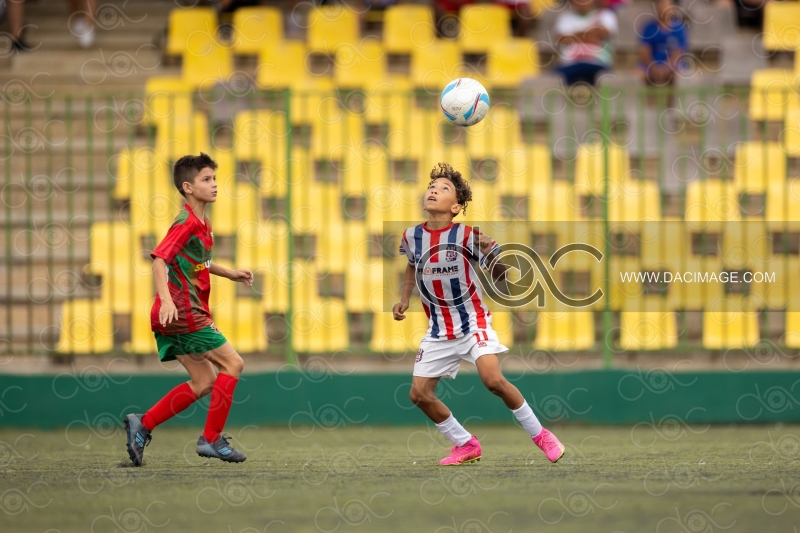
[1,424,798,532]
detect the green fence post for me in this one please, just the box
[284,87,297,365]
[601,84,612,369]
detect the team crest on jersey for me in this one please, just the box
[445,245,457,262]
[415,348,424,362]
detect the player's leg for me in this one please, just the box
[475,354,565,463]
[410,375,481,465]
[124,334,210,466]
[194,341,247,462]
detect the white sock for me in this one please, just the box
[512,401,543,438]
[435,414,472,447]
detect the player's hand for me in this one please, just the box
[392,301,409,321]
[475,233,493,256]
[159,299,178,327]
[230,269,254,287]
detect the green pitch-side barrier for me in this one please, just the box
[0,369,798,428]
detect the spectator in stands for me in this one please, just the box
[494,0,533,37]
[603,0,629,11]
[67,0,96,48]
[6,0,32,52]
[553,0,617,86]
[637,0,687,87]
[434,0,475,38]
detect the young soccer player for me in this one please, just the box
[124,153,253,466]
[393,163,566,466]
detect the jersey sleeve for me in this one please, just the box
[398,231,414,265]
[151,220,192,263]
[468,228,501,270]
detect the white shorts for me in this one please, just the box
[413,328,508,380]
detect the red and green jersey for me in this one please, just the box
[150,204,214,335]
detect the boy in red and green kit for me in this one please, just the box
[124,153,253,465]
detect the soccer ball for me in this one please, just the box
[440,78,490,127]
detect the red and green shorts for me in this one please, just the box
[154,325,227,362]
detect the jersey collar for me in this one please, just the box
[422,221,455,234]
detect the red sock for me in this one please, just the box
[142,382,198,431]
[202,373,238,442]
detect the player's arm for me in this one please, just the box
[393,263,415,321]
[475,233,508,282]
[152,257,178,326]
[209,261,254,287]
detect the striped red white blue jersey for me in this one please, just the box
[399,222,500,340]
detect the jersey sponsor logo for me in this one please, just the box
[420,265,459,276]
[209,323,220,333]
[477,341,487,348]
[415,348,424,362]
[445,244,457,262]
[194,259,212,272]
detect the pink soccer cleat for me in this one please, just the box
[439,435,482,466]
[533,428,565,463]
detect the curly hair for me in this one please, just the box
[429,162,472,216]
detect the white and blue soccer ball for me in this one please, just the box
[440,78,490,127]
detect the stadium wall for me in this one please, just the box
[1,369,798,428]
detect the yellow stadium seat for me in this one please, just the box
[143,77,194,127]
[155,111,211,162]
[310,110,365,160]
[166,7,217,57]
[466,105,522,158]
[495,143,550,194]
[370,311,429,355]
[529,181,577,222]
[88,222,145,314]
[574,143,631,195]
[289,157,343,232]
[749,69,800,121]
[113,146,173,201]
[384,5,436,53]
[342,149,390,195]
[486,38,539,88]
[766,179,800,222]
[236,221,290,312]
[489,311,514,347]
[411,40,461,92]
[307,5,359,53]
[334,40,387,90]
[257,40,310,90]
[685,180,740,222]
[232,6,282,56]
[734,142,785,191]
[292,298,349,353]
[762,256,800,309]
[702,310,760,349]
[346,264,385,313]
[124,259,158,354]
[620,311,678,350]
[762,2,800,51]
[57,299,114,354]
[605,182,662,221]
[233,109,288,169]
[388,108,443,159]
[459,4,511,53]
[786,312,800,348]
[534,311,595,351]
[782,108,800,156]
[183,41,234,90]
[210,259,266,353]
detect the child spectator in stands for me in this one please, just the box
[67,0,96,48]
[553,0,617,85]
[637,0,687,87]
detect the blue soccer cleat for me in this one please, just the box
[124,413,152,467]
[196,434,247,463]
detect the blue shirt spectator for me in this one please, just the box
[638,0,687,87]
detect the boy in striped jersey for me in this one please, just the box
[393,163,565,466]
[124,153,253,466]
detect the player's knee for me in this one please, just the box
[409,386,433,406]
[482,375,507,397]
[227,354,244,377]
[193,380,214,398]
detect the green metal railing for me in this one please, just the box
[2,85,798,364]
